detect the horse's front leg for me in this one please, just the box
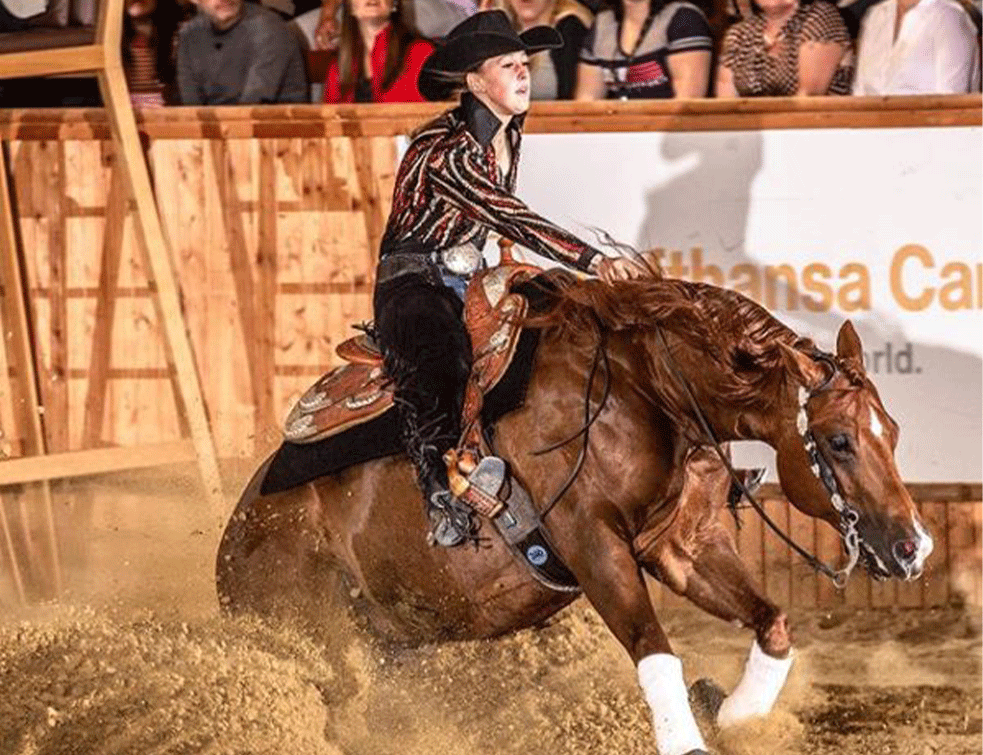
[565,521,709,755]
[636,451,793,730]
[657,523,793,728]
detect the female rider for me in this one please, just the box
[374,10,642,547]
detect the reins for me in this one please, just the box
[533,317,611,518]
[524,307,863,588]
[653,326,861,589]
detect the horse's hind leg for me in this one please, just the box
[638,450,793,729]
[217,471,350,636]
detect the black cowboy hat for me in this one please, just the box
[418,10,562,101]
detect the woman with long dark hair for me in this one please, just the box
[323,0,433,102]
[575,0,713,99]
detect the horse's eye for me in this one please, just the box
[828,433,852,455]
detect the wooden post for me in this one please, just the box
[96,66,225,515]
[0,144,63,598]
[81,171,126,447]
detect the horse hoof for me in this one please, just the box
[689,677,725,725]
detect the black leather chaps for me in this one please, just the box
[373,271,473,494]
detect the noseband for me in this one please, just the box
[655,329,864,589]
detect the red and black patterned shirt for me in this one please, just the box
[381,92,601,272]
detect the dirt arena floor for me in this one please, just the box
[0,467,980,755]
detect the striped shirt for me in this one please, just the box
[381,92,600,272]
[580,2,712,99]
[126,34,166,108]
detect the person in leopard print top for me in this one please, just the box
[716,0,854,97]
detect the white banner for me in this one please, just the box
[509,127,981,483]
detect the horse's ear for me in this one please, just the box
[778,342,827,389]
[836,320,865,370]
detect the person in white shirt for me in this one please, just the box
[853,0,981,94]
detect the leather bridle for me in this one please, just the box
[528,321,868,588]
[654,328,865,589]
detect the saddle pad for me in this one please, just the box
[260,327,541,496]
[261,409,403,495]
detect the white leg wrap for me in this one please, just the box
[716,641,793,728]
[637,654,707,755]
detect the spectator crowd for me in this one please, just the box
[0,0,980,105]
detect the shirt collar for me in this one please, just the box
[460,92,526,148]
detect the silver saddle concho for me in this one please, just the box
[440,244,483,276]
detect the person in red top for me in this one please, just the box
[323,0,434,102]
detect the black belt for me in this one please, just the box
[376,252,444,286]
[376,246,484,287]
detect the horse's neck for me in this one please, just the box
[646,329,782,446]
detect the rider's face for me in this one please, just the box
[467,51,531,118]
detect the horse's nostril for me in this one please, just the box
[893,539,918,564]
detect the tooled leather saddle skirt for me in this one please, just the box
[282,262,542,447]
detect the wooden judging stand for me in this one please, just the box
[0,96,979,607]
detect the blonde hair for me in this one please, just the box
[490,0,593,78]
[492,0,593,32]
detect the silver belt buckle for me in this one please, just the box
[440,244,482,276]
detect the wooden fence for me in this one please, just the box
[0,128,391,459]
[0,97,979,608]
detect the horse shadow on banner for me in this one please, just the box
[635,129,981,484]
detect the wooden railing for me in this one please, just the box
[0,93,979,140]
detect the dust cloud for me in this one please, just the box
[0,466,980,755]
[0,608,340,755]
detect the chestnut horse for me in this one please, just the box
[217,272,933,755]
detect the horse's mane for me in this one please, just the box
[529,270,817,409]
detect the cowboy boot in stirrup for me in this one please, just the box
[425,485,475,547]
[427,490,470,547]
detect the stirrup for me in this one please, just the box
[426,490,473,548]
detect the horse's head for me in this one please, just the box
[774,321,932,582]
